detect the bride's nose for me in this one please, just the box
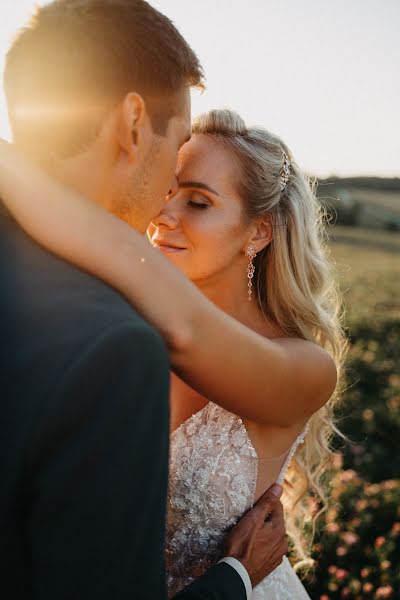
[151,199,180,230]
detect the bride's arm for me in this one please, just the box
[0,142,337,427]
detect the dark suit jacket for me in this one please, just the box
[0,209,245,600]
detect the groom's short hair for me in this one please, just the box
[4,0,203,158]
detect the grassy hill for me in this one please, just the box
[328,225,400,325]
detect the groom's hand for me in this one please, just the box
[223,483,288,587]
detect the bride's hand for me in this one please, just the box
[0,138,91,247]
[0,138,12,166]
[0,139,28,193]
[0,137,14,160]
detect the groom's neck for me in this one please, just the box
[0,198,10,219]
[13,136,111,215]
[43,148,112,215]
[52,156,105,210]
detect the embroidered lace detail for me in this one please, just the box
[276,422,310,485]
[166,402,311,598]
[252,556,312,599]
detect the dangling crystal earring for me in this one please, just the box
[245,244,257,302]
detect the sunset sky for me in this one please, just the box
[0,0,399,177]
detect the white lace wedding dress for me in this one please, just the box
[166,401,312,599]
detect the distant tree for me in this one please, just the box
[316,176,400,192]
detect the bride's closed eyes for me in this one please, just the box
[188,200,209,209]
[179,189,211,209]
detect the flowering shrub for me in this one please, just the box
[303,472,400,598]
[298,316,400,598]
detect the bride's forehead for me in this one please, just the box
[177,135,235,177]
[175,146,242,204]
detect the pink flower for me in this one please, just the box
[376,586,394,598]
[351,444,365,456]
[336,546,347,557]
[341,531,359,545]
[333,452,343,469]
[365,483,380,495]
[381,560,391,570]
[360,568,370,578]
[327,523,340,534]
[356,499,368,511]
[328,565,337,575]
[328,582,338,592]
[339,470,358,483]
[374,536,386,548]
[362,582,374,593]
[382,480,397,490]
[363,408,374,421]
[341,587,351,597]
[362,351,374,363]
[391,522,400,535]
[336,568,349,581]
[320,596,330,600]
[314,543,323,552]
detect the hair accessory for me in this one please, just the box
[280,151,291,192]
[245,244,257,302]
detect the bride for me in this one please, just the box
[0,109,346,598]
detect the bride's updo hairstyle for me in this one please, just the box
[192,109,347,573]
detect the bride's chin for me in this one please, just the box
[162,252,191,276]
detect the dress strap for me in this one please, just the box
[275,422,310,485]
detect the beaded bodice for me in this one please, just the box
[165,402,309,597]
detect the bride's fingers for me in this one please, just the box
[0,139,20,167]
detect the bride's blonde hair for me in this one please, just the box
[192,109,347,573]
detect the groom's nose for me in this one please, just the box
[168,175,179,198]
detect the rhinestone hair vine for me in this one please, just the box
[280,150,291,192]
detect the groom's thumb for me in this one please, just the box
[252,483,283,520]
[270,484,283,497]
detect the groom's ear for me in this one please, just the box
[117,92,152,164]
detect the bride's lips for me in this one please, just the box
[152,239,187,254]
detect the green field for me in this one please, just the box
[328,225,400,325]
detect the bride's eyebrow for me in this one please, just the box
[178,181,220,197]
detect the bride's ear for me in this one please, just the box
[247,216,273,254]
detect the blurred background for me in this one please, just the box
[1,1,399,597]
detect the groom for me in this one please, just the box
[0,1,288,598]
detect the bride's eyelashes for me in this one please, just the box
[188,200,209,210]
